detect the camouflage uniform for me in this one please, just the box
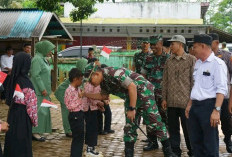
[98,66,168,142]
[133,52,149,74]
[141,52,170,125]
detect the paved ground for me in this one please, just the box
[0,94,232,157]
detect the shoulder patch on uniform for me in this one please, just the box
[217,54,222,58]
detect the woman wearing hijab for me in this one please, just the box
[4,52,38,157]
[30,40,55,141]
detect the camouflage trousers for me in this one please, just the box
[123,82,169,143]
[146,96,168,141]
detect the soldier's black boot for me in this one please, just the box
[124,142,134,157]
[143,138,159,151]
[224,136,232,153]
[161,139,178,157]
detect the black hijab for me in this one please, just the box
[6,52,34,106]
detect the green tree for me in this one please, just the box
[22,0,37,8]
[210,0,232,33]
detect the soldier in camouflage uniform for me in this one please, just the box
[209,33,232,153]
[133,38,151,73]
[141,35,170,151]
[84,63,177,157]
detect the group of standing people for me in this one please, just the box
[0,32,232,157]
[0,41,115,157]
[133,33,232,157]
[0,40,55,157]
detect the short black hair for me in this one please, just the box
[23,43,31,48]
[69,68,83,82]
[88,48,94,52]
[6,46,13,52]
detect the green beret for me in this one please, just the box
[84,62,101,78]
[149,34,163,44]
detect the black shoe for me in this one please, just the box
[105,129,115,134]
[162,146,178,157]
[224,138,232,153]
[65,133,72,138]
[98,131,108,135]
[125,142,134,157]
[143,141,159,151]
[32,135,46,142]
[86,146,101,156]
[141,139,149,142]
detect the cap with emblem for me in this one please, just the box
[208,33,219,41]
[141,38,149,44]
[149,34,163,45]
[168,35,186,44]
[193,34,212,46]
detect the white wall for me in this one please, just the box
[64,2,201,19]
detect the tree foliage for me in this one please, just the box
[67,0,99,22]
[0,0,23,8]
[210,0,232,33]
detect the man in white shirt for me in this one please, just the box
[185,34,228,157]
[1,47,14,100]
[1,47,13,74]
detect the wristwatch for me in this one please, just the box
[128,106,136,111]
[215,106,221,112]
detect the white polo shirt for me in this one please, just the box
[190,52,228,101]
[1,54,13,72]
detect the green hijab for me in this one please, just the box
[35,40,55,57]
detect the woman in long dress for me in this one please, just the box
[4,52,38,157]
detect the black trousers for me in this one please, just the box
[167,107,192,155]
[189,99,219,157]
[85,110,98,147]
[221,99,231,139]
[97,105,112,132]
[68,111,84,157]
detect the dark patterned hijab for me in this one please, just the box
[6,52,34,106]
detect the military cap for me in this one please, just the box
[163,39,170,47]
[168,35,186,44]
[84,62,101,78]
[149,34,163,44]
[141,38,150,43]
[208,33,219,41]
[193,34,212,46]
